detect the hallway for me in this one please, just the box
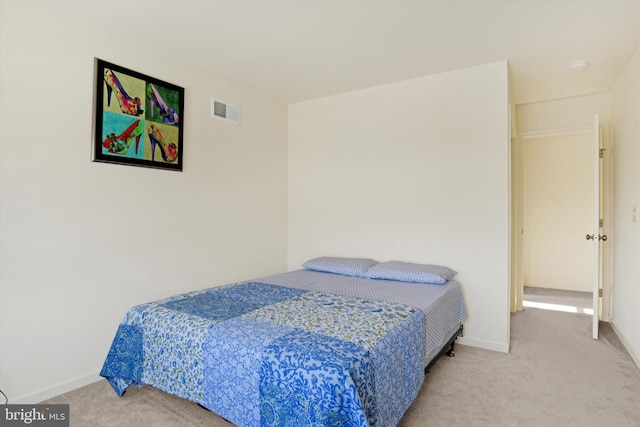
[523,286,593,314]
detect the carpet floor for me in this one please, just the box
[43,307,640,426]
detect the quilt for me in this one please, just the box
[100,282,427,427]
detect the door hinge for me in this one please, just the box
[599,148,604,158]
[599,219,604,228]
[599,289,603,298]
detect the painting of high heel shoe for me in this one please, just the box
[104,69,144,116]
[148,83,179,125]
[147,124,178,163]
[93,58,184,171]
[102,118,144,156]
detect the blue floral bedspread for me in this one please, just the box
[100,282,426,427]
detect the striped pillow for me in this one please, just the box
[365,261,456,285]
[302,257,378,277]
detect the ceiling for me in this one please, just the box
[64,0,640,105]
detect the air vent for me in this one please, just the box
[211,97,240,125]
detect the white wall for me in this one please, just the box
[288,61,511,353]
[0,2,289,403]
[610,44,640,367]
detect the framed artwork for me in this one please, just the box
[92,58,184,171]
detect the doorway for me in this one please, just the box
[512,123,612,324]
[511,94,614,343]
[521,131,593,293]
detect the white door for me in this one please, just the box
[590,114,602,339]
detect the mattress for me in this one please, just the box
[255,269,467,363]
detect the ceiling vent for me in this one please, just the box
[211,97,240,125]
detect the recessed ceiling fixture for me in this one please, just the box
[569,59,589,72]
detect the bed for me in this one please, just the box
[100,258,467,426]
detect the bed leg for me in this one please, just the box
[446,340,456,357]
[446,324,463,357]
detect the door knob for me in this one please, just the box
[586,234,607,241]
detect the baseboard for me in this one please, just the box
[12,371,102,404]
[457,336,509,354]
[609,320,640,372]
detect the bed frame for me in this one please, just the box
[425,324,463,373]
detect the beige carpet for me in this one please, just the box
[44,308,640,426]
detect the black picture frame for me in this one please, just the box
[92,58,184,171]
